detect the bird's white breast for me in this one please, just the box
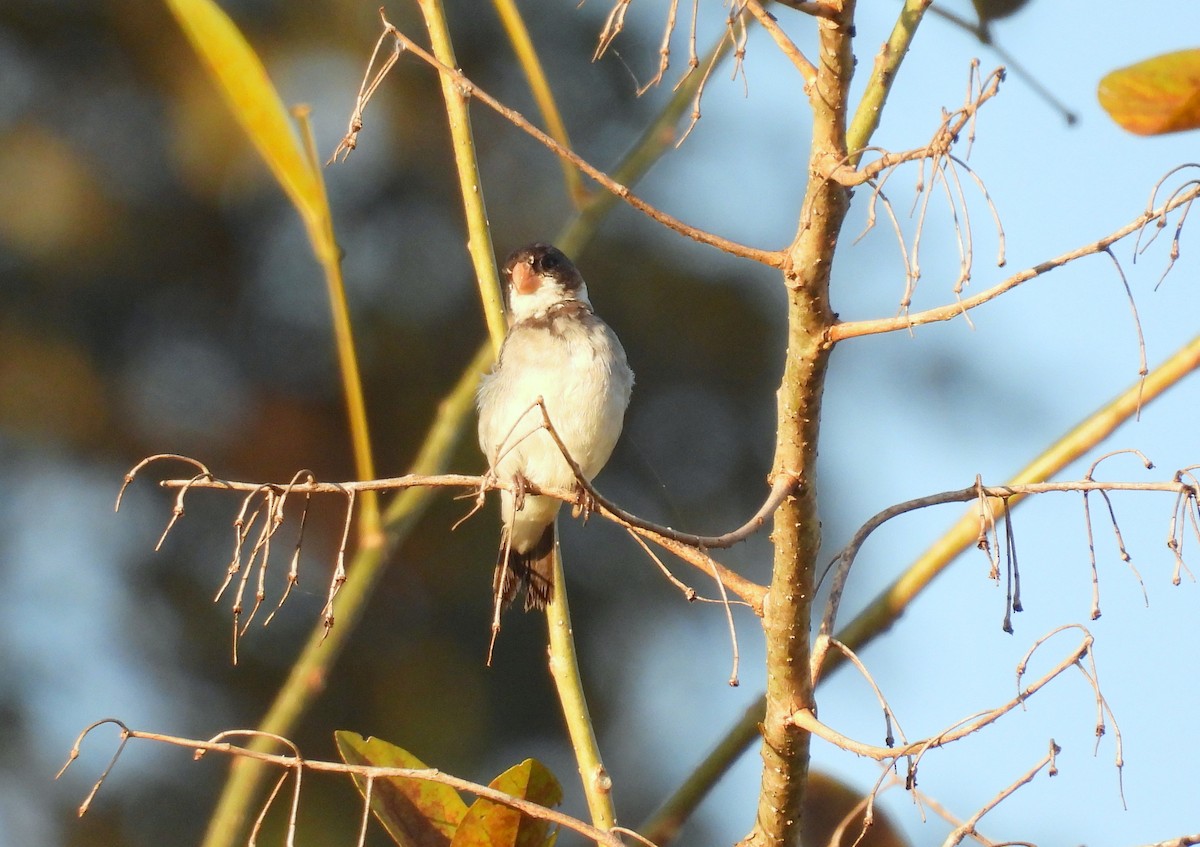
[478,307,633,497]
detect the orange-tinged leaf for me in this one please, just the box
[1099,49,1200,136]
[449,759,562,847]
[163,0,326,232]
[335,731,469,847]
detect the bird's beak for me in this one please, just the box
[510,261,540,295]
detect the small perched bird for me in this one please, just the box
[477,243,634,614]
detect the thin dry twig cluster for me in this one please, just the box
[118,402,786,665]
[812,464,1200,683]
[830,164,1200,343]
[1136,163,1200,289]
[591,0,758,145]
[330,8,781,266]
[57,615,1126,847]
[837,62,1008,319]
[116,455,355,663]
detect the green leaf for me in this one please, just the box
[449,759,562,847]
[163,0,328,237]
[335,731,469,847]
[1098,49,1200,136]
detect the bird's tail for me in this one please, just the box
[494,522,556,611]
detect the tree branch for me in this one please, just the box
[798,629,1091,762]
[830,179,1200,341]
[60,721,625,847]
[141,459,774,612]
[334,11,784,267]
[812,476,1199,679]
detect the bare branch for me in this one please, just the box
[328,22,404,164]
[59,722,630,847]
[634,0,680,94]
[840,65,1008,317]
[593,0,632,61]
[828,639,908,751]
[795,628,1096,765]
[941,740,1061,847]
[115,453,211,512]
[675,26,729,146]
[56,719,132,817]
[744,0,816,86]
[136,408,785,613]
[832,176,1200,341]
[333,12,783,267]
[1167,466,1200,585]
[829,66,1005,188]
[812,473,1199,679]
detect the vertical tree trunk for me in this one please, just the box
[743,5,855,845]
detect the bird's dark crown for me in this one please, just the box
[501,242,585,316]
[503,243,580,286]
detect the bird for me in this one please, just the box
[476,242,634,617]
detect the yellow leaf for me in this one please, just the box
[1098,49,1200,136]
[449,759,561,847]
[164,0,328,238]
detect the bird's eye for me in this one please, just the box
[538,252,561,272]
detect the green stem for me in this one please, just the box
[295,109,381,539]
[846,0,930,162]
[418,3,624,832]
[199,342,491,847]
[545,539,618,835]
[491,0,588,206]
[418,0,507,354]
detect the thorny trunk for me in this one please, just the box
[742,5,855,847]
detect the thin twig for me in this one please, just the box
[811,475,1197,680]
[832,178,1200,341]
[744,0,816,86]
[59,722,629,847]
[333,12,782,267]
[144,427,786,610]
[941,740,1061,847]
[795,629,1094,762]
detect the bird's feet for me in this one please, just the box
[571,486,597,523]
[512,471,529,513]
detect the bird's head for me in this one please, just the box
[501,243,591,322]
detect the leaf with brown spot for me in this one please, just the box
[335,731,468,847]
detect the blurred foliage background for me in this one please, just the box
[1,1,780,844]
[6,1,1200,846]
